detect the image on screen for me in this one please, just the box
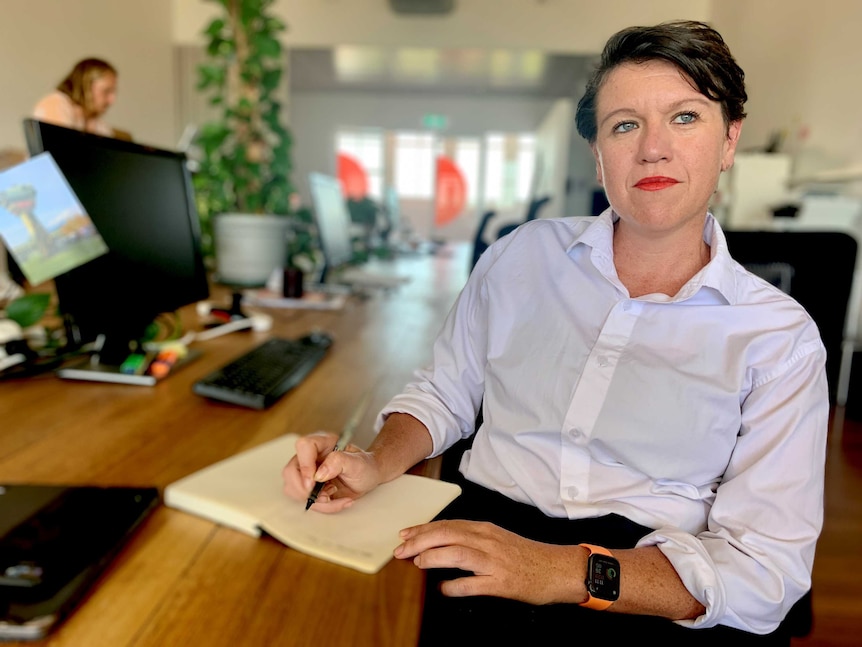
[0,152,108,286]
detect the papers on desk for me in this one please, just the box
[163,434,461,574]
[337,266,411,289]
[242,288,348,310]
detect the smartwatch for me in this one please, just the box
[579,543,620,610]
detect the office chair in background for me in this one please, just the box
[470,210,497,271]
[470,196,552,273]
[495,195,551,239]
[724,229,858,406]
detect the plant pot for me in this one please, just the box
[213,213,289,287]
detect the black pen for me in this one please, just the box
[305,389,373,510]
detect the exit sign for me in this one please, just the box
[422,113,449,130]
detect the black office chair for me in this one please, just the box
[724,229,857,405]
[495,195,552,240]
[470,210,497,272]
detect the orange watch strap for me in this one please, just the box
[579,543,616,611]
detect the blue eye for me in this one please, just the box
[613,121,637,134]
[673,112,699,124]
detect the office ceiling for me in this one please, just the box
[288,46,594,98]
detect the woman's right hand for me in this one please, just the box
[282,431,383,513]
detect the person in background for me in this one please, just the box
[283,20,827,647]
[33,58,120,138]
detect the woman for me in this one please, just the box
[283,21,827,646]
[33,58,118,137]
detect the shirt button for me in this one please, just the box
[597,355,609,367]
[622,301,632,311]
[570,428,582,439]
[568,486,579,499]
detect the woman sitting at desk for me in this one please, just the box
[33,58,124,139]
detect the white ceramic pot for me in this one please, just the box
[213,213,289,286]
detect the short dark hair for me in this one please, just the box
[575,20,747,144]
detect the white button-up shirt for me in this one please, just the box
[378,210,828,634]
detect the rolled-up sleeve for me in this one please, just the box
[638,337,828,633]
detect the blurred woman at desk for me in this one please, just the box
[33,58,127,139]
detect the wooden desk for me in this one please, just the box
[0,243,469,647]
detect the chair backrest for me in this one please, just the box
[470,210,497,272]
[494,196,552,241]
[724,229,858,403]
[525,195,552,222]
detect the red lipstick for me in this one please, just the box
[634,176,679,191]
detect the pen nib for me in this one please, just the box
[305,497,314,511]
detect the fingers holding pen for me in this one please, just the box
[283,431,383,512]
[282,431,341,501]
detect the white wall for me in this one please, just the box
[711,0,862,190]
[0,0,176,152]
[3,2,859,208]
[173,0,710,50]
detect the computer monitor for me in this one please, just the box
[23,120,210,364]
[383,185,400,240]
[308,172,354,283]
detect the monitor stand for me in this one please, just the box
[207,290,249,322]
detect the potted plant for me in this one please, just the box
[193,0,304,286]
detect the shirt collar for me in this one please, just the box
[568,208,738,304]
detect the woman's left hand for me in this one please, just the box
[394,519,585,605]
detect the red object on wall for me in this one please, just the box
[435,156,466,226]
[337,153,369,199]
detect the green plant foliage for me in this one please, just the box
[5,293,50,328]
[194,0,300,262]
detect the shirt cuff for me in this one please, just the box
[375,392,461,458]
[636,528,725,628]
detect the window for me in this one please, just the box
[483,133,505,206]
[333,129,535,213]
[394,132,436,199]
[516,135,537,201]
[453,138,481,207]
[483,133,536,208]
[336,129,384,199]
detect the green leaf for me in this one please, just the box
[261,69,281,92]
[252,33,281,59]
[6,293,51,328]
[204,18,226,37]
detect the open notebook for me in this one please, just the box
[163,434,461,574]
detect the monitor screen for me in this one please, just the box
[383,185,400,239]
[308,172,354,281]
[23,120,210,363]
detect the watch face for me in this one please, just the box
[587,554,620,601]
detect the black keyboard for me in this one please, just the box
[192,333,333,409]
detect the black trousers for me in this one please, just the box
[418,477,792,647]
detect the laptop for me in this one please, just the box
[0,484,159,641]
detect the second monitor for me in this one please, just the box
[306,172,409,291]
